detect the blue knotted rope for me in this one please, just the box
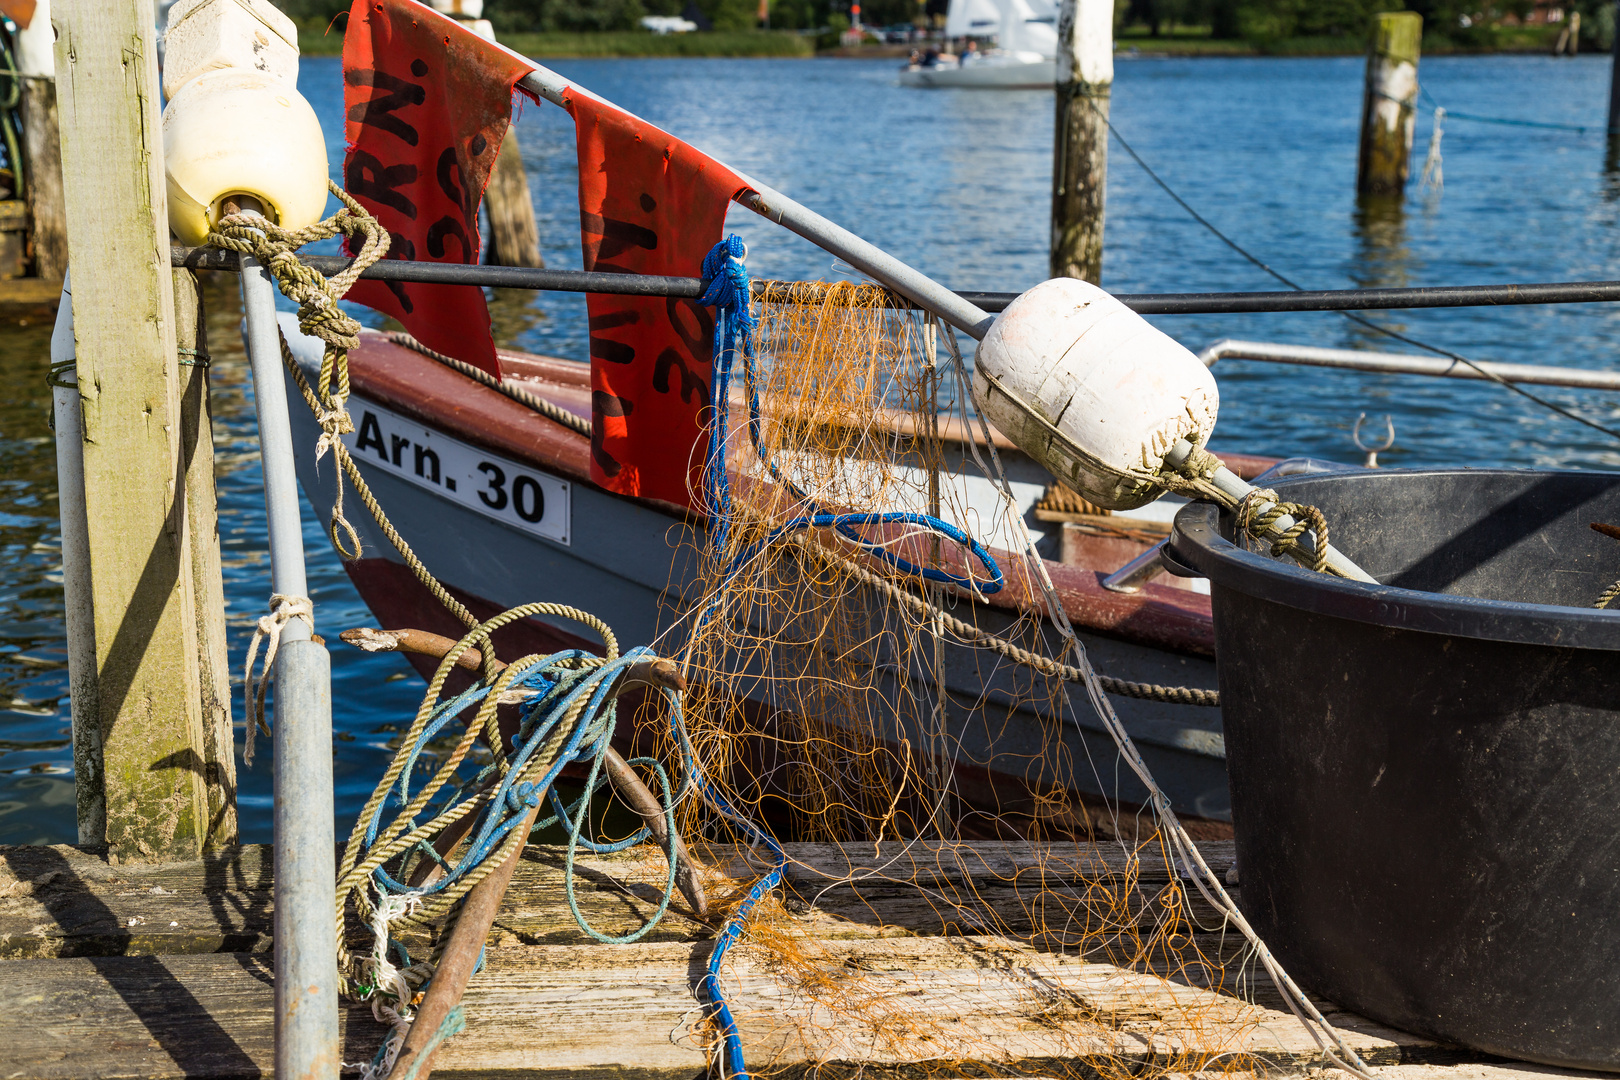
[697,236,1004,596]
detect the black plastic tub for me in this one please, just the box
[1167,468,1620,1071]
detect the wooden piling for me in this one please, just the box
[53,0,213,861]
[1356,12,1422,198]
[1611,1,1620,134]
[173,270,238,848]
[486,132,544,268]
[14,0,68,280]
[1050,0,1113,284]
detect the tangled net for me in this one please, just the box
[602,278,1284,1079]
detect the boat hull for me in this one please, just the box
[898,57,1056,89]
[283,323,1232,828]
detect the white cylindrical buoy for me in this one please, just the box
[160,0,328,246]
[973,277,1218,510]
[162,69,330,246]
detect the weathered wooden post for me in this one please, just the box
[443,4,544,268]
[1050,0,1112,283]
[173,270,238,846]
[14,0,68,279]
[51,0,214,860]
[1356,11,1422,198]
[1608,2,1620,134]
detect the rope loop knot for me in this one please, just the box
[1156,445,1336,577]
[241,593,315,766]
[210,183,390,555]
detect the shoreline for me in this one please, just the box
[298,25,1579,61]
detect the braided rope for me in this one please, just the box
[822,539,1219,707]
[1158,445,1340,578]
[384,332,594,438]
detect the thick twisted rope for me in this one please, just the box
[384,332,594,438]
[1158,445,1339,577]
[821,538,1218,706]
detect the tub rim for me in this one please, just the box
[1167,468,1620,651]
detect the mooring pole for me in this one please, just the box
[1357,11,1423,198]
[1608,2,1620,135]
[15,0,67,279]
[1050,0,1113,283]
[457,12,543,268]
[174,270,238,846]
[239,251,340,1080]
[53,0,212,861]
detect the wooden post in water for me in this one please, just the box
[174,270,238,847]
[1356,11,1422,198]
[1609,2,1620,134]
[14,0,68,279]
[52,0,214,861]
[451,10,544,268]
[1050,0,1113,284]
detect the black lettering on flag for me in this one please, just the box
[590,391,634,477]
[653,347,711,406]
[588,310,639,331]
[590,336,636,365]
[436,146,476,225]
[579,211,658,264]
[346,150,418,220]
[346,68,426,146]
[426,215,473,261]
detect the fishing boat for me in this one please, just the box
[282,318,1282,831]
[898,0,1057,89]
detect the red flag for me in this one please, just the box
[564,91,748,508]
[341,0,532,377]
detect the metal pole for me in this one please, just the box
[50,272,104,844]
[515,65,997,340]
[240,251,338,1080]
[1199,338,1620,391]
[170,245,1620,316]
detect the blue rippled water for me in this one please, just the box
[2,52,1618,843]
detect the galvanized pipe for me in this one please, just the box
[240,250,338,1080]
[50,272,103,844]
[516,65,998,340]
[1200,338,1620,391]
[172,245,1620,316]
[272,639,340,1080]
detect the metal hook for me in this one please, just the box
[1352,412,1395,467]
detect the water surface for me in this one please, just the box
[4,53,1618,842]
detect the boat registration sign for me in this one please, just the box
[343,399,571,546]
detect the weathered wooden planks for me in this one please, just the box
[0,841,1593,1080]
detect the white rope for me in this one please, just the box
[356,888,424,1080]
[1420,106,1445,197]
[241,593,314,766]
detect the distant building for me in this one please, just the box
[641,14,699,32]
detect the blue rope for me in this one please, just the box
[1420,84,1596,134]
[357,645,689,965]
[697,236,1003,596]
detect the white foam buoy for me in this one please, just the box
[973,277,1219,511]
[160,0,328,246]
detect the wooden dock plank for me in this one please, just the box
[0,937,1449,1080]
[0,843,1234,959]
[4,842,1591,1080]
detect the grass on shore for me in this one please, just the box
[296,24,813,58]
[1112,23,1565,57]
